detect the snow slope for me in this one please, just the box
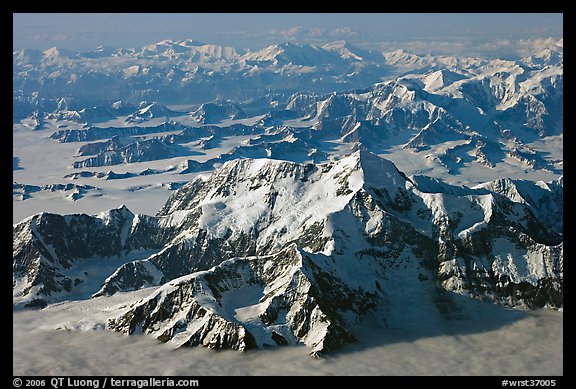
[13,151,563,355]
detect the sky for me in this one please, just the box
[13,13,563,56]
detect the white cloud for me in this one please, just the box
[373,37,563,58]
[14,303,563,375]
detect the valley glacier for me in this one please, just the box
[13,35,563,375]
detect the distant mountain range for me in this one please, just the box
[13,38,562,113]
[13,38,563,357]
[29,50,562,177]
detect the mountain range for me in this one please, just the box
[13,151,563,355]
[18,48,560,180]
[13,38,563,116]
[13,37,563,357]
[13,39,562,188]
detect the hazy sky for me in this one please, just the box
[13,13,563,55]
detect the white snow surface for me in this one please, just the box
[491,238,557,286]
[186,153,366,253]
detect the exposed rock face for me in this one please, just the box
[125,102,181,123]
[12,206,166,306]
[108,245,357,355]
[13,151,563,353]
[72,138,180,168]
[50,122,185,143]
[13,182,99,201]
[192,102,246,124]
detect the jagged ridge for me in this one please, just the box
[13,151,563,353]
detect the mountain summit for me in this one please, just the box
[13,151,563,354]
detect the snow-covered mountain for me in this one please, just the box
[32,54,561,178]
[14,38,562,192]
[125,102,182,123]
[15,37,561,115]
[50,121,186,143]
[12,36,563,358]
[192,101,246,124]
[72,138,184,168]
[12,40,390,111]
[13,151,563,354]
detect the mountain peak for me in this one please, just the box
[160,151,412,217]
[350,149,412,188]
[177,39,204,47]
[96,204,134,222]
[322,40,364,61]
[14,151,563,353]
